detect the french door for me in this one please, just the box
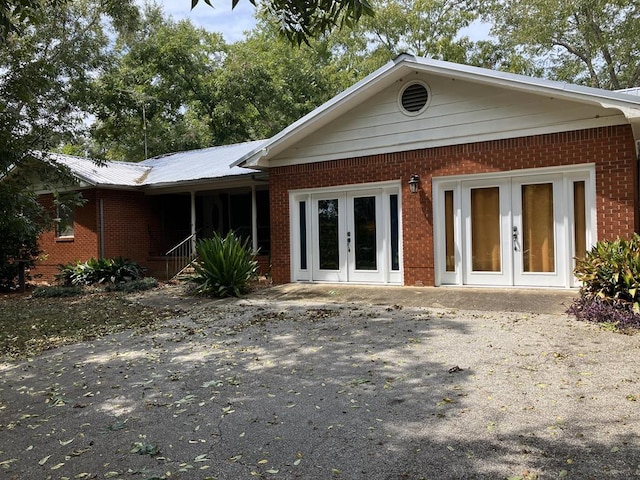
[291,184,401,284]
[462,175,566,286]
[435,167,594,288]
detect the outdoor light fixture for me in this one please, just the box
[408,174,420,194]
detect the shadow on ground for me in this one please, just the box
[0,289,638,479]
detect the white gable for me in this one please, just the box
[237,55,640,169]
[268,72,628,167]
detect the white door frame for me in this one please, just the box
[433,165,596,288]
[290,181,403,284]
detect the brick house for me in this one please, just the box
[35,55,640,288]
[234,54,640,288]
[34,142,270,281]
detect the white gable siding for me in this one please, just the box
[270,73,627,166]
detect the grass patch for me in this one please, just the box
[0,289,177,358]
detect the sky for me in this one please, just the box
[153,1,491,44]
[155,0,258,43]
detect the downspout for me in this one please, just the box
[251,185,258,253]
[99,198,105,258]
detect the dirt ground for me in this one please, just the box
[1,284,639,480]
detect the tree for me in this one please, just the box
[89,5,224,161]
[484,0,640,89]
[0,0,137,288]
[191,0,374,45]
[353,0,479,61]
[211,18,354,142]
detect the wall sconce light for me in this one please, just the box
[408,174,420,194]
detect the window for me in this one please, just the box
[444,190,455,272]
[299,201,307,270]
[573,181,587,259]
[56,204,74,238]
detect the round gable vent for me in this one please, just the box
[400,82,430,115]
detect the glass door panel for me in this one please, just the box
[317,199,340,270]
[573,181,587,259]
[312,195,347,282]
[513,177,565,286]
[347,192,384,283]
[444,190,455,272]
[353,196,377,270]
[521,183,555,273]
[462,181,511,285]
[471,187,501,272]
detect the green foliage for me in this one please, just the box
[483,0,640,88]
[0,182,48,291]
[56,257,146,287]
[89,5,223,161]
[193,231,258,298]
[573,234,640,314]
[347,0,480,61]
[31,285,83,298]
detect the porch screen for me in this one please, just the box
[471,187,501,272]
[522,183,555,273]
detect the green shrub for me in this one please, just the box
[31,285,83,298]
[105,277,158,293]
[57,257,146,286]
[569,234,640,326]
[192,231,258,298]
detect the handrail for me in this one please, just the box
[164,230,199,280]
[165,231,198,256]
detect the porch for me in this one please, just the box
[145,182,270,280]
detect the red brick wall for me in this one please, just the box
[35,189,154,282]
[99,189,151,265]
[269,125,638,286]
[36,190,100,281]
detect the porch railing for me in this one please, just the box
[165,231,198,280]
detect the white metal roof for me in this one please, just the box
[47,140,267,189]
[49,153,151,187]
[234,54,640,168]
[618,87,640,97]
[139,140,265,186]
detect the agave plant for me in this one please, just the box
[192,231,258,298]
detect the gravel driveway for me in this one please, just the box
[1,286,639,479]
